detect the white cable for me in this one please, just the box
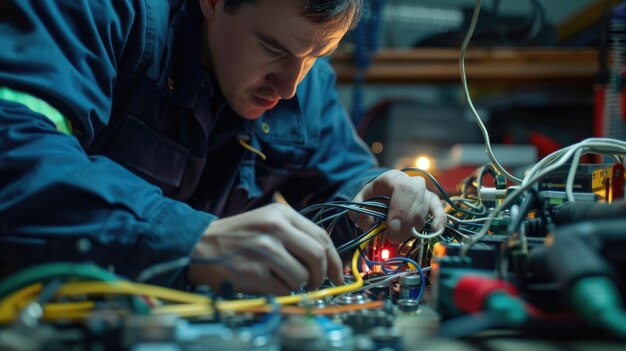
[524,140,626,195]
[446,214,490,223]
[364,269,419,283]
[460,0,523,185]
[565,147,585,202]
[523,138,626,187]
[349,267,432,293]
[462,138,626,256]
[411,224,445,240]
[456,4,626,256]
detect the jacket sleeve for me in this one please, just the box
[0,1,213,286]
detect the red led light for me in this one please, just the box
[381,249,390,261]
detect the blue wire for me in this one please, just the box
[360,253,426,301]
[458,221,484,228]
[458,227,481,235]
[242,297,281,335]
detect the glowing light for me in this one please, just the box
[371,141,384,154]
[381,249,390,261]
[415,156,431,170]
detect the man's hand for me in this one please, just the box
[188,203,344,295]
[352,170,446,244]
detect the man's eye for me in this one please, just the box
[262,45,284,58]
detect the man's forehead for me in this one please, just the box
[238,0,350,43]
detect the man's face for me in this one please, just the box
[200,0,350,119]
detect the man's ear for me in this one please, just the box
[199,0,221,22]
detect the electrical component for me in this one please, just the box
[398,275,420,302]
[280,316,354,351]
[591,163,625,202]
[380,249,390,261]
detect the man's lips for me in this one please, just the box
[253,95,279,109]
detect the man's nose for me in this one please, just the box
[267,58,309,100]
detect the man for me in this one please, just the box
[0,0,445,295]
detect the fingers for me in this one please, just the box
[428,192,447,231]
[279,230,327,289]
[354,212,375,237]
[230,259,294,296]
[188,233,308,295]
[242,236,310,292]
[195,203,344,295]
[379,172,427,243]
[389,176,427,231]
[277,205,344,288]
[356,170,446,244]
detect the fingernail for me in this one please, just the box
[389,218,401,232]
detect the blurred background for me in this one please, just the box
[331,0,623,194]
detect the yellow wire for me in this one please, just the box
[238,139,267,160]
[274,222,386,306]
[0,285,97,323]
[213,223,387,312]
[0,283,42,323]
[42,301,98,321]
[0,223,387,321]
[0,281,212,323]
[45,301,95,313]
[55,281,210,304]
[215,297,267,311]
[153,303,212,317]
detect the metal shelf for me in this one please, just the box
[331,47,599,85]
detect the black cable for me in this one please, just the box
[506,189,539,237]
[301,197,391,241]
[476,164,497,191]
[444,225,469,242]
[337,223,386,255]
[302,203,387,222]
[450,197,485,213]
[397,236,415,256]
[300,198,390,216]
[401,167,486,216]
[337,230,374,255]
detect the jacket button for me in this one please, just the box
[167,78,175,91]
[261,122,270,134]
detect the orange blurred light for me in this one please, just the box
[415,156,431,170]
[381,249,390,261]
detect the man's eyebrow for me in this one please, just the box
[254,30,294,56]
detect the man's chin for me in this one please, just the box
[233,104,268,120]
[228,95,276,120]
[238,108,265,120]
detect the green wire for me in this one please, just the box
[0,262,119,299]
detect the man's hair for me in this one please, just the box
[223,0,364,29]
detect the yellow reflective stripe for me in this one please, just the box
[0,87,72,135]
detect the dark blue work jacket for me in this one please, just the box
[0,0,384,286]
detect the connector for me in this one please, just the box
[570,276,626,339]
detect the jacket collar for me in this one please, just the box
[156,0,213,108]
